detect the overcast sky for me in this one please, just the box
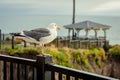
[0,0,120,16]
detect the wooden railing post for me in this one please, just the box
[11,35,14,49]
[2,34,5,47]
[37,55,53,80]
[0,29,1,49]
[23,40,27,47]
[56,37,59,47]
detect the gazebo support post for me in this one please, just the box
[68,29,71,40]
[103,29,107,40]
[76,29,81,39]
[85,29,89,39]
[94,30,98,39]
[72,29,75,40]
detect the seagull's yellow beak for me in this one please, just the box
[56,26,61,30]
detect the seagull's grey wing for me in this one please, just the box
[23,28,50,41]
[31,28,50,33]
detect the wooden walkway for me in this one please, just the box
[52,36,109,50]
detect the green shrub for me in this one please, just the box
[109,45,120,55]
[6,37,11,41]
[72,49,82,64]
[89,48,106,67]
[98,48,106,61]
[4,46,40,55]
[5,47,21,55]
[45,47,73,68]
[23,48,40,54]
[58,47,71,61]
[82,59,90,67]
[3,44,108,70]
[94,56,102,68]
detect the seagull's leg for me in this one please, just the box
[40,44,44,54]
[40,44,51,56]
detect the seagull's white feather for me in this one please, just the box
[15,23,60,46]
[39,27,57,45]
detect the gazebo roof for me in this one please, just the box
[64,20,111,30]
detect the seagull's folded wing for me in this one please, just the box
[23,28,51,41]
[31,28,50,33]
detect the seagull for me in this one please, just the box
[12,23,60,55]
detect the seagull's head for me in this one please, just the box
[49,23,61,30]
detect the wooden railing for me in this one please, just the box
[0,54,118,80]
[46,64,117,80]
[0,54,37,80]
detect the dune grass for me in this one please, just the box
[44,44,107,70]
[1,44,107,71]
[109,45,120,55]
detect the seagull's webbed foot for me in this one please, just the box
[41,53,51,57]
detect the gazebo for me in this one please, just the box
[64,20,111,40]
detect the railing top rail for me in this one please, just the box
[46,64,118,80]
[0,54,36,66]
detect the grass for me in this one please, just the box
[4,45,41,55]
[109,45,120,55]
[1,44,107,71]
[89,48,106,68]
[45,45,107,71]
[45,45,73,68]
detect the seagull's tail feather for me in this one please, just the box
[10,31,38,44]
[10,32,27,42]
[10,32,20,36]
[10,31,26,37]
